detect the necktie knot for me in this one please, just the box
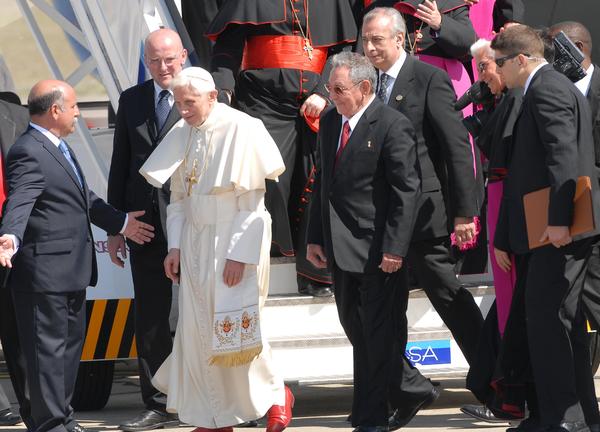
[377,73,390,102]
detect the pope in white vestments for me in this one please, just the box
[139,67,294,432]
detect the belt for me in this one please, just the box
[242,35,327,75]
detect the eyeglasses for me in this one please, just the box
[477,61,489,73]
[325,81,362,96]
[147,54,182,67]
[361,35,395,47]
[494,52,531,67]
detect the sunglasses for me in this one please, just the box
[495,53,530,67]
[325,81,362,96]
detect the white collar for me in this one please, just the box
[342,94,377,132]
[575,64,595,97]
[381,49,407,80]
[523,61,548,95]
[153,81,173,106]
[29,122,61,147]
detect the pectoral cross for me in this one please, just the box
[185,159,198,197]
[303,38,314,61]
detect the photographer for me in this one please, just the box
[459,38,523,424]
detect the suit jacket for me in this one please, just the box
[0,100,28,159]
[0,127,125,293]
[492,0,525,32]
[495,64,600,254]
[108,79,180,238]
[386,54,477,242]
[588,64,600,167]
[308,97,420,273]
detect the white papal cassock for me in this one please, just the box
[139,102,286,428]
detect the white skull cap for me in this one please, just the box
[171,67,216,93]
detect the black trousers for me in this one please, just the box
[523,239,597,426]
[333,264,399,427]
[13,290,85,432]
[0,282,30,426]
[128,225,173,411]
[390,237,485,405]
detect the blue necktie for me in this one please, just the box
[156,89,171,132]
[58,140,83,188]
[377,73,391,103]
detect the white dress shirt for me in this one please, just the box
[575,64,595,97]
[378,50,408,104]
[338,94,377,150]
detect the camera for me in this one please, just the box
[455,81,494,138]
[552,31,586,82]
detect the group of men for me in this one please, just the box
[0,2,598,432]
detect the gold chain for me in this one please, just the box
[287,0,314,60]
[403,15,424,55]
[183,126,215,197]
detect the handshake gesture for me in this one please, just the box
[0,210,154,269]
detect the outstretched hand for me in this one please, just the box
[0,235,15,268]
[108,234,127,268]
[123,210,155,245]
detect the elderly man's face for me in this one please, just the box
[145,34,187,90]
[327,66,368,119]
[478,56,505,95]
[362,15,404,72]
[174,85,216,127]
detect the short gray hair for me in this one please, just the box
[363,7,406,35]
[470,38,494,61]
[170,67,216,94]
[330,52,377,94]
[28,88,63,116]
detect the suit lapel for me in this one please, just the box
[142,81,158,145]
[387,55,415,110]
[588,65,600,122]
[156,104,182,143]
[333,99,380,180]
[29,129,85,196]
[325,112,343,184]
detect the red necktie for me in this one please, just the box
[335,121,351,169]
[364,0,373,6]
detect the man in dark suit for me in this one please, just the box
[492,25,600,432]
[361,7,482,429]
[549,20,600,431]
[307,51,420,432]
[107,28,186,431]
[0,80,154,432]
[0,97,30,427]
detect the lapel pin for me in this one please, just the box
[367,140,372,148]
[395,95,404,102]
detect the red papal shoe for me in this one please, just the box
[191,427,233,432]
[266,386,295,432]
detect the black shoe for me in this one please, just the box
[0,409,21,426]
[547,421,590,432]
[119,409,179,431]
[460,405,511,423]
[237,420,259,427]
[72,424,88,432]
[388,386,440,431]
[507,417,542,431]
[297,277,333,297]
[352,427,389,432]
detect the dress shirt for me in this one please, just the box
[523,61,548,95]
[575,64,595,97]
[153,81,174,110]
[338,94,376,150]
[378,50,408,104]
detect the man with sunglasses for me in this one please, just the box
[361,7,481,429]
[491,25,600,432]
[307,51,420,431]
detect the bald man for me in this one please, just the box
[0,80,153,432]
[107,28,186,431]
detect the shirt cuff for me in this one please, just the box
[119,214,128,235]
[6,234,18,252]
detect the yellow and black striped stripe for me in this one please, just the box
[81,299,137,361]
